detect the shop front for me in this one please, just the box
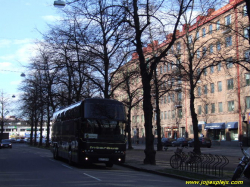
[204,122,225,141]
[225,122,238,141]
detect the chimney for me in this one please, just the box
[166,33,173,41]
[132,52,138,59]
[207,8,215,16]
[182,24,190,32]
[176,30,181,37]
[196,15,205,23]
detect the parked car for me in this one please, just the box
[10,138,16,143]
[171,137,192,147]
[188,137,212,148]
[161,138,176,147]
[16,138,25,143]
[0,139,12,148]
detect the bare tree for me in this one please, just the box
[121,0,192,164]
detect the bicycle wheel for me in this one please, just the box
[170,154,182,169]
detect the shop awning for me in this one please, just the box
[225,122,238,129]
[204,122,225,129]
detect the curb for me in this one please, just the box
[119,163,228,187]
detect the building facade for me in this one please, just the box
[113,0,250,145]
[0,116,50,139]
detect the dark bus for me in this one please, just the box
[51,98,127,167]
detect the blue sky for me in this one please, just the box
[0,0,62,115]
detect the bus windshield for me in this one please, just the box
[84,102,126,121]
[83,119,126,141]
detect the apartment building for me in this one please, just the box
[113,0,250,145]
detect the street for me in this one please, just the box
[0,144,198,187]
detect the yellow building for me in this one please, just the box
[113,0,250,145]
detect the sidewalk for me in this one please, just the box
[121,144,250,186]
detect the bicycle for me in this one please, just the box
[170,147,202,169]
[170,146,187,169]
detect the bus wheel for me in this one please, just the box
[53,146,59,160]
[68,150,73,165]
[105,162,113,167]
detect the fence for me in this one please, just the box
[170,148,229,177]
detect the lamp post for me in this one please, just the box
[54,0,66,7]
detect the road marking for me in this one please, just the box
[61,164,73,169]
[83,173,102,181]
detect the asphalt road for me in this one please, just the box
[0,143,199,187]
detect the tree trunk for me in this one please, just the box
[127,107,133,150]
[142,74,156,164]
[190,83,201,154]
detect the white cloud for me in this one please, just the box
[0,61,12,68]
[15,43,39,64]
[42,15,62,22]
[14,38,33,45]
[0,39,11,48]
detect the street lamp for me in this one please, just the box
[54,0,66,8]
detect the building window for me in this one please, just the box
[204,85,208,94]
[164,96,167,104]
[245,74,250,86]
[226,57,233,68]
[196,31,200,40]
[205,104,209,114]
[217,62,222,71]
[216,42,221,51]
[245,50,250,62]
[218,81,222,92]
[197,86,201,96]
[216,20,220,30]
[188,35,193,44]
[136,115,139,122]
[176,42,181,53]
[244,27,249,39]
[164,111,167,119]
[225,14,231,26]
[141,115,144,122]
[197,50,200,58]
[164,65,167,73]
[202,47,207,56]
[172,110,175,119]
[228,100,234,112]
[171,93,175,102]
[210,83,214,93]
[197,68,201,75]
[177,92,182,101]
[246,96,250,109]
[218,102,223,112]
[225,36,232,47]
[243,5,247,17]
[178,109,182,118]
[203,68,207,76]
[209,45,213,53]
[198,105,202,115]
[209,24,213,34]
[210,66,214,74]
[211,103,215,113]
[202,27,206,37]
[227,78,234,90]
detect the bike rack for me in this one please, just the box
[170,151,229,177]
